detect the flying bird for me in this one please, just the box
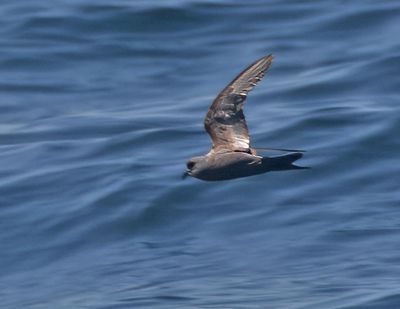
[183,54,308,181]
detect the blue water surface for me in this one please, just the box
[1,0,400,308]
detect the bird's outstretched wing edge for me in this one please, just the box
[204,54,273,153]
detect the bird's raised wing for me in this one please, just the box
[204,54,273,154]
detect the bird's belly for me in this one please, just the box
[198,152,263,181]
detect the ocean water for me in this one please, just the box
[1,0,400,308]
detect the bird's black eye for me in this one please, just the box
[186,161,195,170]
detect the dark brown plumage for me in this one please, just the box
[184,55,308,181]
[204,55,273,154]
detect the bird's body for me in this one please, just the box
[184,54,308,181]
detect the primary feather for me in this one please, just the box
[204,54,273,154]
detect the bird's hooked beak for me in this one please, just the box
[182,170,190,180]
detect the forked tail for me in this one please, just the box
[262,152,310,172]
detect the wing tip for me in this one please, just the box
[263,54,273,62]
[254,54,273,70]
[253,54,273,66]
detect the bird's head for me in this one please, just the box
[182,156,207,179]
